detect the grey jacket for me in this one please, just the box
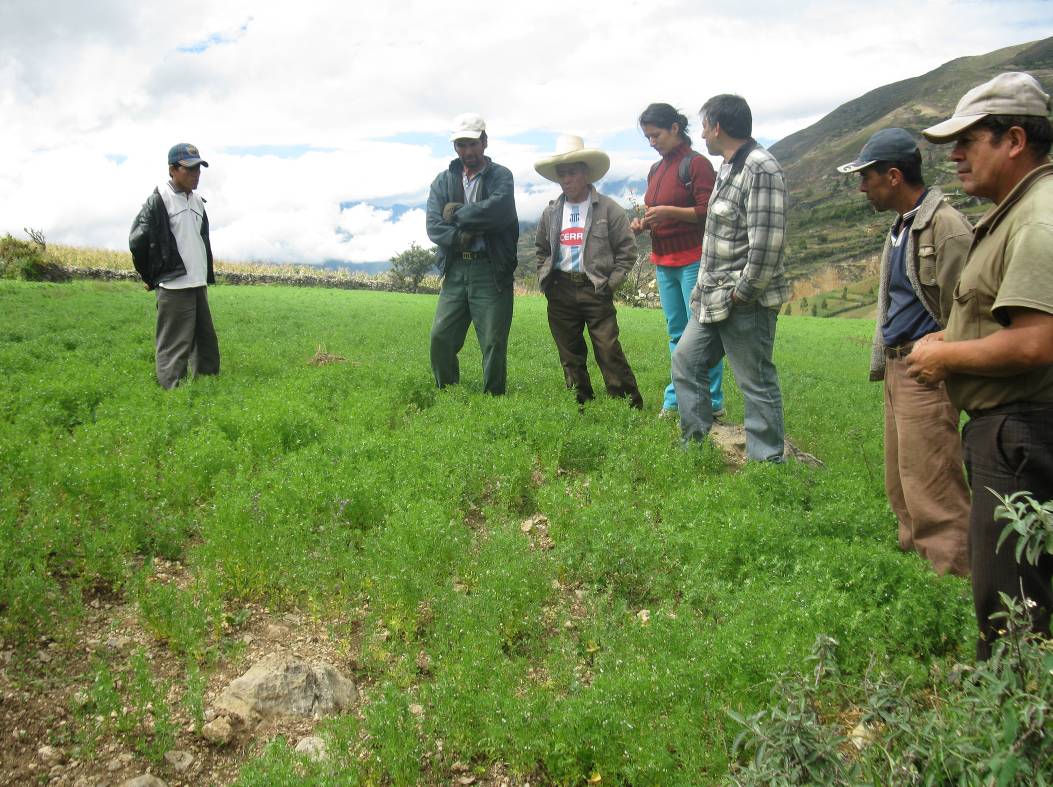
[869,187,972,381]
[535,187,637,294]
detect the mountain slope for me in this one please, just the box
[770,36,1053,297]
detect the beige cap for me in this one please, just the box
[922,72,1051,142]
[450,113,486,141]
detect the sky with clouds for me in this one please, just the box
[2,0,1051,265]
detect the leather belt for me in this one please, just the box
[557,270,589,284]
[884,342,915,359]
[460,251,489,261]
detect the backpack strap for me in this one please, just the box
[678,150,700,205]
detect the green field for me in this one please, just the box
[0,280,978,784]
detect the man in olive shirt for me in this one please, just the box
[907,72,1053,659]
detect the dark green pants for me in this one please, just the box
[430,259,513,395]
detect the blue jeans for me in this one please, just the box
[656,263,724,411]
[671,302,784,461]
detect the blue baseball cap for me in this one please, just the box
[168,143,209,168]
[837,128,918,174]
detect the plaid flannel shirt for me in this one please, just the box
[690,140,790,323]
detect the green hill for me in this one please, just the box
[771,36,1053,307]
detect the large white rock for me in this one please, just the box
[215,653,357,723]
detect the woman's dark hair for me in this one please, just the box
[639,103,691,146]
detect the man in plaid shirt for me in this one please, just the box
[671,94,790,461]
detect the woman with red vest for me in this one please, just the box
[631,103,724,418]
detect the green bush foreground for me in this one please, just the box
[0,280,990,783]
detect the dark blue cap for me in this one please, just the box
[168,143,209,168]
[837,128,918,174]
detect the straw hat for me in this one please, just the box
[534,134,610,183]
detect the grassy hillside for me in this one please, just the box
[774,36,1053,298]
[772,37,1053,190]
[0,279,982,784]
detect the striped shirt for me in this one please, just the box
[691,140,790,323]
[557,198,589,272]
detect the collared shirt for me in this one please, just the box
[462,165,487,252]
[882,192,939,347]
[944,163,1053,410]
[690,140,790,323]
[462,168,483,202]
[157,181,208,289]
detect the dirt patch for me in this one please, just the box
[519,514,554,552]
[790,255,880,301]
[307,345,348,366]
[0,560,362,786]
[708,421,824,469]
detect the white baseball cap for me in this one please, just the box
[450,113,486,141]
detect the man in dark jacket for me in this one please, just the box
[426,113,519,395]
[129,143,219,389]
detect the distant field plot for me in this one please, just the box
[0,281,974,784]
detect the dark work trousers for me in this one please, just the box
[545,272,642,408]
[962,405,1053,660]
[155,286,220,389]
[430,257,514,395]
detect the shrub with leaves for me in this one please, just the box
[0,232,70,282]
[388,242,437,293]
[727,494,1053,786]
[728,635,856,785]
[995,490,1053,569]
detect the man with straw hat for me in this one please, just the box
[535,135,643,408]
[906,72,1053,659]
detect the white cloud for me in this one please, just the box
[1,0,1050,263]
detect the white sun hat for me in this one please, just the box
[534,134,611,183]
